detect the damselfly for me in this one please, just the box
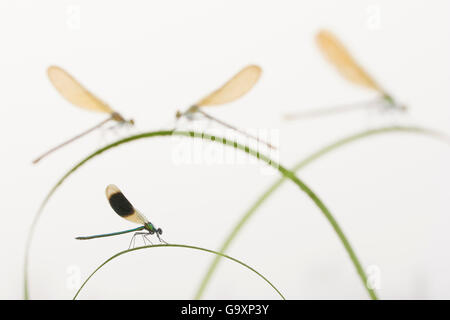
[76,184,166,248]
[284,30,406,120]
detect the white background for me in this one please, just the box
[0,0,449,299]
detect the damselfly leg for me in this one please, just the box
[128,231,167,249]
[142,234,154,246]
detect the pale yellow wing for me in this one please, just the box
[196,65,262,107]
[316,30,383,93]
[47,66,113,113]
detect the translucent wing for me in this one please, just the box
[123,209,149,225]
[47,66,113,113]
[106,184,149,225]
[316,30,383,93]
[195,65,262,107]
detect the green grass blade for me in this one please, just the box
[24,128,398,300]
[72,244,285,300]
[194,126,450,299]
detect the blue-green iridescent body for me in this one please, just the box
[76,222,159,240]
[76,226,145,240]
[144,222,157,233]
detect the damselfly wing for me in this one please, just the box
[195,65,262,107]
[316,30,384,93]
[47,66,115,114]
[105,184,150,226]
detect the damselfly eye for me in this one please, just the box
[158,228,163,235]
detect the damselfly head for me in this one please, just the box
[155,227,166,244]
[195,65,262,107]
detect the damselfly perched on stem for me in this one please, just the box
[76,185,166,248]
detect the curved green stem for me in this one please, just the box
[194,126,450,299]
[73,244,285,300]
[25,129,375,299]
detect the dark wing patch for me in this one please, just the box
[108,192,134,217]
